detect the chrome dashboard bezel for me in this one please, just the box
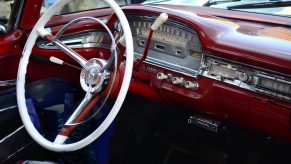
[123,14,203,78]
[36,29,111,50]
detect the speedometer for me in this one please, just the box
[126,15,202,77]
[137,28,188,47]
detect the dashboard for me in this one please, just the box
[35,5,291,142]
[113,14,291,103]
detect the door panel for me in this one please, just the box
[0,30,23,82]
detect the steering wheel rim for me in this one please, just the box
[17,0,133,152]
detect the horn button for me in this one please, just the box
[80,58,110,93]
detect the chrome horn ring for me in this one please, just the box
[80,58,110,93]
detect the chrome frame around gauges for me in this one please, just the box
[117,15,203,77]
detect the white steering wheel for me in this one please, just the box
[17,0,133,152]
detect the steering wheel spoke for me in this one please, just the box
[54,94,101,145]
[37,28,89,70]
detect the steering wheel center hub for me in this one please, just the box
[87,67,101,85]
[80,58,109,93]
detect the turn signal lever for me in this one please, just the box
[134,13,168,69]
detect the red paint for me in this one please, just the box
[29,47,111,84]
[108,5,291,74]
[141,29,153,61]
[0,30,24,88]
[50,21,106,36]
[106,5,291,142]
[8,1,291,142]
[19,0,43,31]
[250,98,291,140]
[46,8,112,27]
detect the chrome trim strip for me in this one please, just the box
[0,126,24,144]
[204,53,291,79]
[13,0,25,30]
[1,141,34,163]
[0,79,17,87]
[134,52,201,78]
[37,30,111,50]
[0,105,17,113]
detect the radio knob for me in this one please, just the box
[239,73,252,83]
[172,77,185,85]
[185,81,199,89]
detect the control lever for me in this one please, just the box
[50,56,81,70]
[117,35,126,66]
[134,13,168,69]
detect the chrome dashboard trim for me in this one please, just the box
[12,0,25,30]
[37,30,111,50]
[0,105,17,113]
[0,79,17,87]
[201,54,291,102]
[135,52,202,78]
[204,53,291,79]
[0,126,24,144]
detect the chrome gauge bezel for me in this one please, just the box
[122,14,203,78]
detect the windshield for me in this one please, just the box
[143,0,291,17]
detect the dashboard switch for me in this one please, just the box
[157,72,172,80]
[185,81,199,89]
[172,77,185,85]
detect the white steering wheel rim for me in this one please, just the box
[17,0,133,152]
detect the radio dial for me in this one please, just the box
[239,73,252,83]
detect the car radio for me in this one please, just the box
[201,55,291,102]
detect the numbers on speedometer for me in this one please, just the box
[127,16,202,77]
[135,22,189,48]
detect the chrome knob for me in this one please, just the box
[172,77,185,85]
[185,81,199,89]
[157,72,172,80]
[238,73,252,83]
[157,72,167,80]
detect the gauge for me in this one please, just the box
[137,28,188,47]
[128,16,202,77]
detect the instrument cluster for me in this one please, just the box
[124,15,203,77]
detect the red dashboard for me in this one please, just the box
[28,4,291,142]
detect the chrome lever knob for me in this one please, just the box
[172,77,185,85]
[157,72,172,80]
[185,81,199,89]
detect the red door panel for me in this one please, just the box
[0,30,23,82]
